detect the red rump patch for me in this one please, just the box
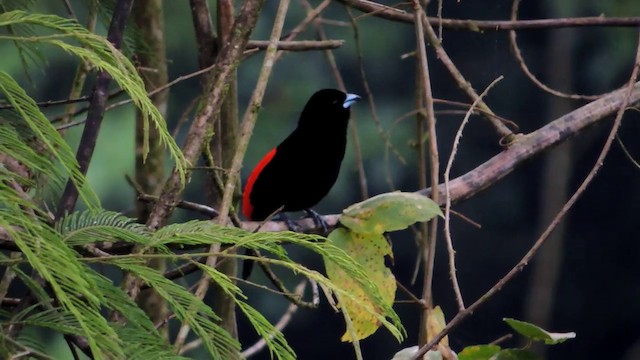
[243,148,277,220]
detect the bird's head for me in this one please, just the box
[298,89,361,129]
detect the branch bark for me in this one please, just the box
[418,81,640,202]
[338,0,640,30]
[132,0,169,336]
[124,0,266,304]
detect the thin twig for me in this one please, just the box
[508,0,602,100]
[411,4,429,286]
[282,0,332,42]
[346,7,407,167]
[616,134,640,170]
[448,209,482,229]
[418,9,514,141]
[413,1,440,346]
[338,0,640,30]
[489,334,513,346]
[396,280,425,308]
[173,0,288,351]
[443,76,503,311]
[302,0,369,200]
[240,281,308,358]
[248,39,343,51]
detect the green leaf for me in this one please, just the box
[324,228,396,341]
[340,192,442,233]
[459,344,501,360]
[503,318,576,345]
[490,349,540,360]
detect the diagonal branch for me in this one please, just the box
[173,0,285,352]
[121,0,266,305]
[419,80,640,202]
[144,0,266,232]
[56,0,134,218]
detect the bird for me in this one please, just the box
[241,88,360,278]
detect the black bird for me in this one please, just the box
[241,88,360,277]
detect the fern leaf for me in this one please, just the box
[0,10,188,184]
[0,71,99,209]
[114,260,240,359]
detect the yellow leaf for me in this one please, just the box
[426,306,449,347]
[324,228,396,341]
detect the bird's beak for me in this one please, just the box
[343,93,361,109]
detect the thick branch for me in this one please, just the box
[123,0,266,306]
[144,0,265,232]
[419,80,640,202]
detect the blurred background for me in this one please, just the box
[3,0,640,359]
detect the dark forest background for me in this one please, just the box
[2,0,640,359]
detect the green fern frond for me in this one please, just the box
[114,260,240,359]
[0,0,42,80]
[89,271,157,333]
[0,122,64,199]
[56,210,171,255]
[152,220,404,342]
[21,309,83,335]
[0,71,99,209]
[0,213,125,359]
[238,302,296,359]
[116,325,190,360]
[57,209,147,235]
[13,329,52,358]
[0,10,188,184]
[197,263,296,360]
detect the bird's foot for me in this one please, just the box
[277,213,301,232]
[305,208,328,235]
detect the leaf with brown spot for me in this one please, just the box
[324,228,395,341]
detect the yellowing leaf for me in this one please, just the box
[324,228,395,341]
[426,306,449,346]
[341,192,442,234]
[458,345,501,360]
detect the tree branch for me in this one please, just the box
[123,0,266,305]
[3,82,639,255]
[338,0,640,30]
[55,0,134,218]
[418,80,640,202]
